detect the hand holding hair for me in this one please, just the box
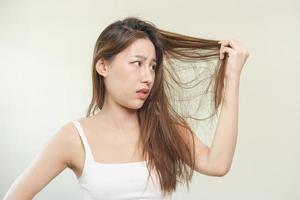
[218,39,250,80]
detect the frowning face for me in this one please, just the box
[96,38,157,110]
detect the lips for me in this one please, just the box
[136,88,149,93]
[136,88,150,99]
[136,92,148,99]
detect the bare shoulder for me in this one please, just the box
[54,119,85,169]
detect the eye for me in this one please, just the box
[132,61,156,72]
[151,65,157,71]
[133,61,142,66]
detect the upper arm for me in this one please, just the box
[177,124,224,176]
[3,121,77,200]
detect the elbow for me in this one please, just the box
[214,165,231,177]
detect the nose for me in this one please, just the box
[141,65,154,84]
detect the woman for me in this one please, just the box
[4,17,249,200]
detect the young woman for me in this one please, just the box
[4,17,249,200]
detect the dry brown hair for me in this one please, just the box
[86,16,226,197]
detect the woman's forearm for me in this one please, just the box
[208,77,240,174]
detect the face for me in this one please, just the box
[96,38,157,110]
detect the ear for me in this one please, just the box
[95,58,109,77]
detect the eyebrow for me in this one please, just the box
[131,55,157,63]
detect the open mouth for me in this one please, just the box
[137,91,148,99]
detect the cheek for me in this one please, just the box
[117,66,135,83]
[111,66,137,91]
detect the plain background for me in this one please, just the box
[1,0,299,199]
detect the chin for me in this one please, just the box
[123,101,145,110]
[133,102,145,110]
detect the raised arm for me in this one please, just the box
[3,122,76,200]
[180,39,249,177]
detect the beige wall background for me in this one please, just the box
[1,0,299,199]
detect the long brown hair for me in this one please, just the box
[86,16,225,197]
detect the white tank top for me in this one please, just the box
[72,120,173,200]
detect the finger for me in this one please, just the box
[223,40,235,48]
[219,42,234,59]
[218,39,239,59]
[219,39,240,50]
[221,47,237,59]
[218,40,230,59]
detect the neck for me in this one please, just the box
[95,97,140,133]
